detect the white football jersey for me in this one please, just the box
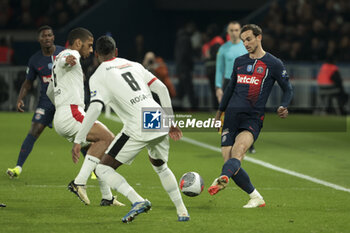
[50,49,85,108]
[89,57,168,141]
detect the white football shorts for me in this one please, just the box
[106,132,169,165]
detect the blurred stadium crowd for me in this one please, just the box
[262,0,350,62]
[0,0,349,113]
[0,0,98,29]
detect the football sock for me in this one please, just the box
[97,176,113,200]
[152,164,188,215]
[16,134,37,167]
[74,155,100,185]
[249,189,263,199]
[96,164,144,204]
[221,158,241,177]
[232,167,255,194]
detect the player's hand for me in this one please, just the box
[216,88,223,103]
[72,143,81,164]
[17,99,25,112]
[65,55,77,67]
[277,106,288,119]
[215,110,223,131]
[169,126,182,141]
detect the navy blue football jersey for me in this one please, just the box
[219,52,293,115]
[26,45,65,107]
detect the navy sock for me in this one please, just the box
[80,147,88,157]
[232,167,255,194]
[221,158,241,177]
[16,134,37,167]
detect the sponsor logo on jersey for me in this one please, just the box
[41,75,52,83]
[237,75,260,85]
[35,108,45,115]
[247,65,253,72]
[257,66,264,73]
[282,70,287,78]
[38,66,44,71]
[143,110,161,129]
[90,90,97,97]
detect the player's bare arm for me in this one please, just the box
[17,79,33,112]
[216,88,223,103]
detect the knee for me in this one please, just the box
[152,163,168,174]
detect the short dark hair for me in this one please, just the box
[96,36,116,56]
[38,25,53,34]
[240,24,262,37]
[67,27,93,45]
[228,21,241,26]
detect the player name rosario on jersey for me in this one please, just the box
[89,57,168,141]
[219,52,293,115]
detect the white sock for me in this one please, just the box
[15,166,22,173]
[249,189,263,199]
[74,155,100,185]
[152,164,188,215]
[98,177,113,200]
[95,164,144,204]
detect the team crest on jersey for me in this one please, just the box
[143,110,161,129]
[282,70,287,78]
[90,90,97,97]
[257,66,264,73]
[247,65,253,72]
[48,63,53,70]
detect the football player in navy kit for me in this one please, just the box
[7,25,65,178]
[208,24,293,208]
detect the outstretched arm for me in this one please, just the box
[17,79,33,112]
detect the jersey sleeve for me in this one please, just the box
[25,57,37,81]
[89,68,110,107]
[56,50,81,68]
[273,59,293,107]
[140,64,157,86]
[218,59,238,111]
[215,45,225,88]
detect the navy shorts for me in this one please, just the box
[31,102,55,128]
[221,112,263,147]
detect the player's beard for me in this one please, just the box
[250,45,258,54]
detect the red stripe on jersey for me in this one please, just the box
[247,60,268,105]
[147,77,157,86]
[70,105,84,123]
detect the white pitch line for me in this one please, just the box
[181,136,350,193]
[104,113,350,193]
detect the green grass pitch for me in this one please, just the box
[0,112,349,233]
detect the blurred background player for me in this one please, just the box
[6,25,65,178]
[208,24,293,208]
[215,21,256,153]
[48,28,123,206]
[143,51,177,99]
[202,23,224,109]
[174,22,197,110]
[317,56,348,115]
[72,35,189,222]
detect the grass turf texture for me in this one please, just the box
[0,112,349,233]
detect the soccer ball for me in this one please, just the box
[179,172,204,197]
